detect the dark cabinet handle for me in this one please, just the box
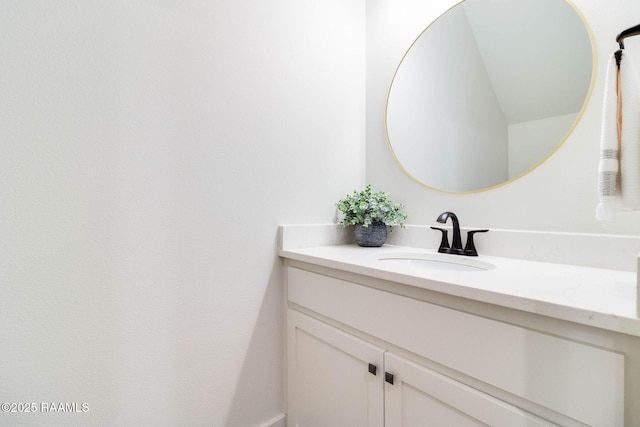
[385,372,394,385]
[368,363,377,376]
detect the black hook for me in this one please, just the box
[615,49,623,69]
[614,23,640,69]
[616,23,640,51]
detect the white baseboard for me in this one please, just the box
[260,413,286,427]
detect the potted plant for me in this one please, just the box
[336,185,407,247]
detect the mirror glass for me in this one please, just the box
[385,0,594,193]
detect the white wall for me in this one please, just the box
[0,1,364,426]
[367,0,640,234]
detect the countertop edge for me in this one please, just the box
[279,245,640,338]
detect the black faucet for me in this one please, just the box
[430,211,488,256]
[434,211,464,254]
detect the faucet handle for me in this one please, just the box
[430,227,451,254]
[464,229,489,256]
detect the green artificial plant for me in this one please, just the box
[336,185,407,230]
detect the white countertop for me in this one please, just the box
[280,243,640,337]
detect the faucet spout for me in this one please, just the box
[436,211,464,254]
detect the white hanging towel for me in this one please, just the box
[596,50,640,220]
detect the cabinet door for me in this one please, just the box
[287,309,385,427]
[384,352,556,427]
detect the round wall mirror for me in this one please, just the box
[385,0,594,193]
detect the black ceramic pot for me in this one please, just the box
[354,222,387,247]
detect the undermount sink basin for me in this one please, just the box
[377,251,495,272]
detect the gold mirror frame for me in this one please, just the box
[384,0,597,194]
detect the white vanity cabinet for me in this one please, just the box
[288,309,551,427]
[383,352,553,426]
[287,309,384,427]
[284,263,628,427]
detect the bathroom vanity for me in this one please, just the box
[279,225,640,426]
